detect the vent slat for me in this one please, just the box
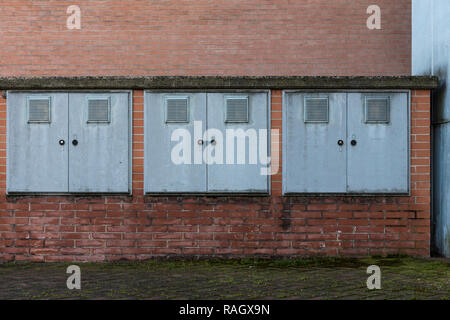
[304,97,328,122]
[226,98,248,123]
[28,98,50,123]
[166,98,188,123]
[365,98,390,123]
[88,99,110,123]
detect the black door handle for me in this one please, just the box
[59,139,65,146]
[210,139,216,146]
[351,140,357,146]
[337,140,344,146]
[72,139,78,146]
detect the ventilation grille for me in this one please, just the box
[225,97,249,123]
[28,98,51,123]
[365,97,390,123]
[166,98,189,123]
[88,98,110,123]
[304,97,329,123]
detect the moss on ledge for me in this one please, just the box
[0,75,439,90]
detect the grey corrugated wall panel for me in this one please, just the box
[145,92,207,193]
[433,123,450,257]
[206,92,269,193]
[412,0,433,77]
[7,92,69,193]
[413,0,450,257]
[68,93,130,193]
[347,93,409,193]
[413,0,449,122]
[283,92,347,193]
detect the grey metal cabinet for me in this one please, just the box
[207,93,269,193]
[68,93,130,193]
[283,91,409,194]
[347,93,409,193]
[7,93,69,193]
[144,91,269,194]
[145,92,207,193]
[7,92,131,194]
[284,93,347,193]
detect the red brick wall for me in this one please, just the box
[0,90,431,262]
[0,0,411,77]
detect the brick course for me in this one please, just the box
[0,0,411,77]
[0,90,431,262]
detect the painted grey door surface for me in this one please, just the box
[7,92,69,193]
[347,93,409,193]
[284,92,347,193]
[68,93,130,193]
[206,92,269,193]
[145,92,207,193]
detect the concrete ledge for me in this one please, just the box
[0,76,439,90]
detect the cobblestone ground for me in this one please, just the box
[0,257,448,300]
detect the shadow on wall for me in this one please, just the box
[434,60,448,120]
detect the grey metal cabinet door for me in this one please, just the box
[68,93,130,193]
[206,92,269,193]
[7,92,69,193]
[283,92,347,193]
[347,93,409,193]
[145,92,207,193]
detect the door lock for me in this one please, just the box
[337,140,344,146]
[351,140,357,146]
[72,139,79,146]
[59,139,65,146]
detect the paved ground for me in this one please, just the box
[0,257,448,300]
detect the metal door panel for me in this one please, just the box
[7,92,69,193]
[347,93,409,193]
[284,92,347,193]
[145,92,207,193]
[206,92,269,193]
[68,93,130,193]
